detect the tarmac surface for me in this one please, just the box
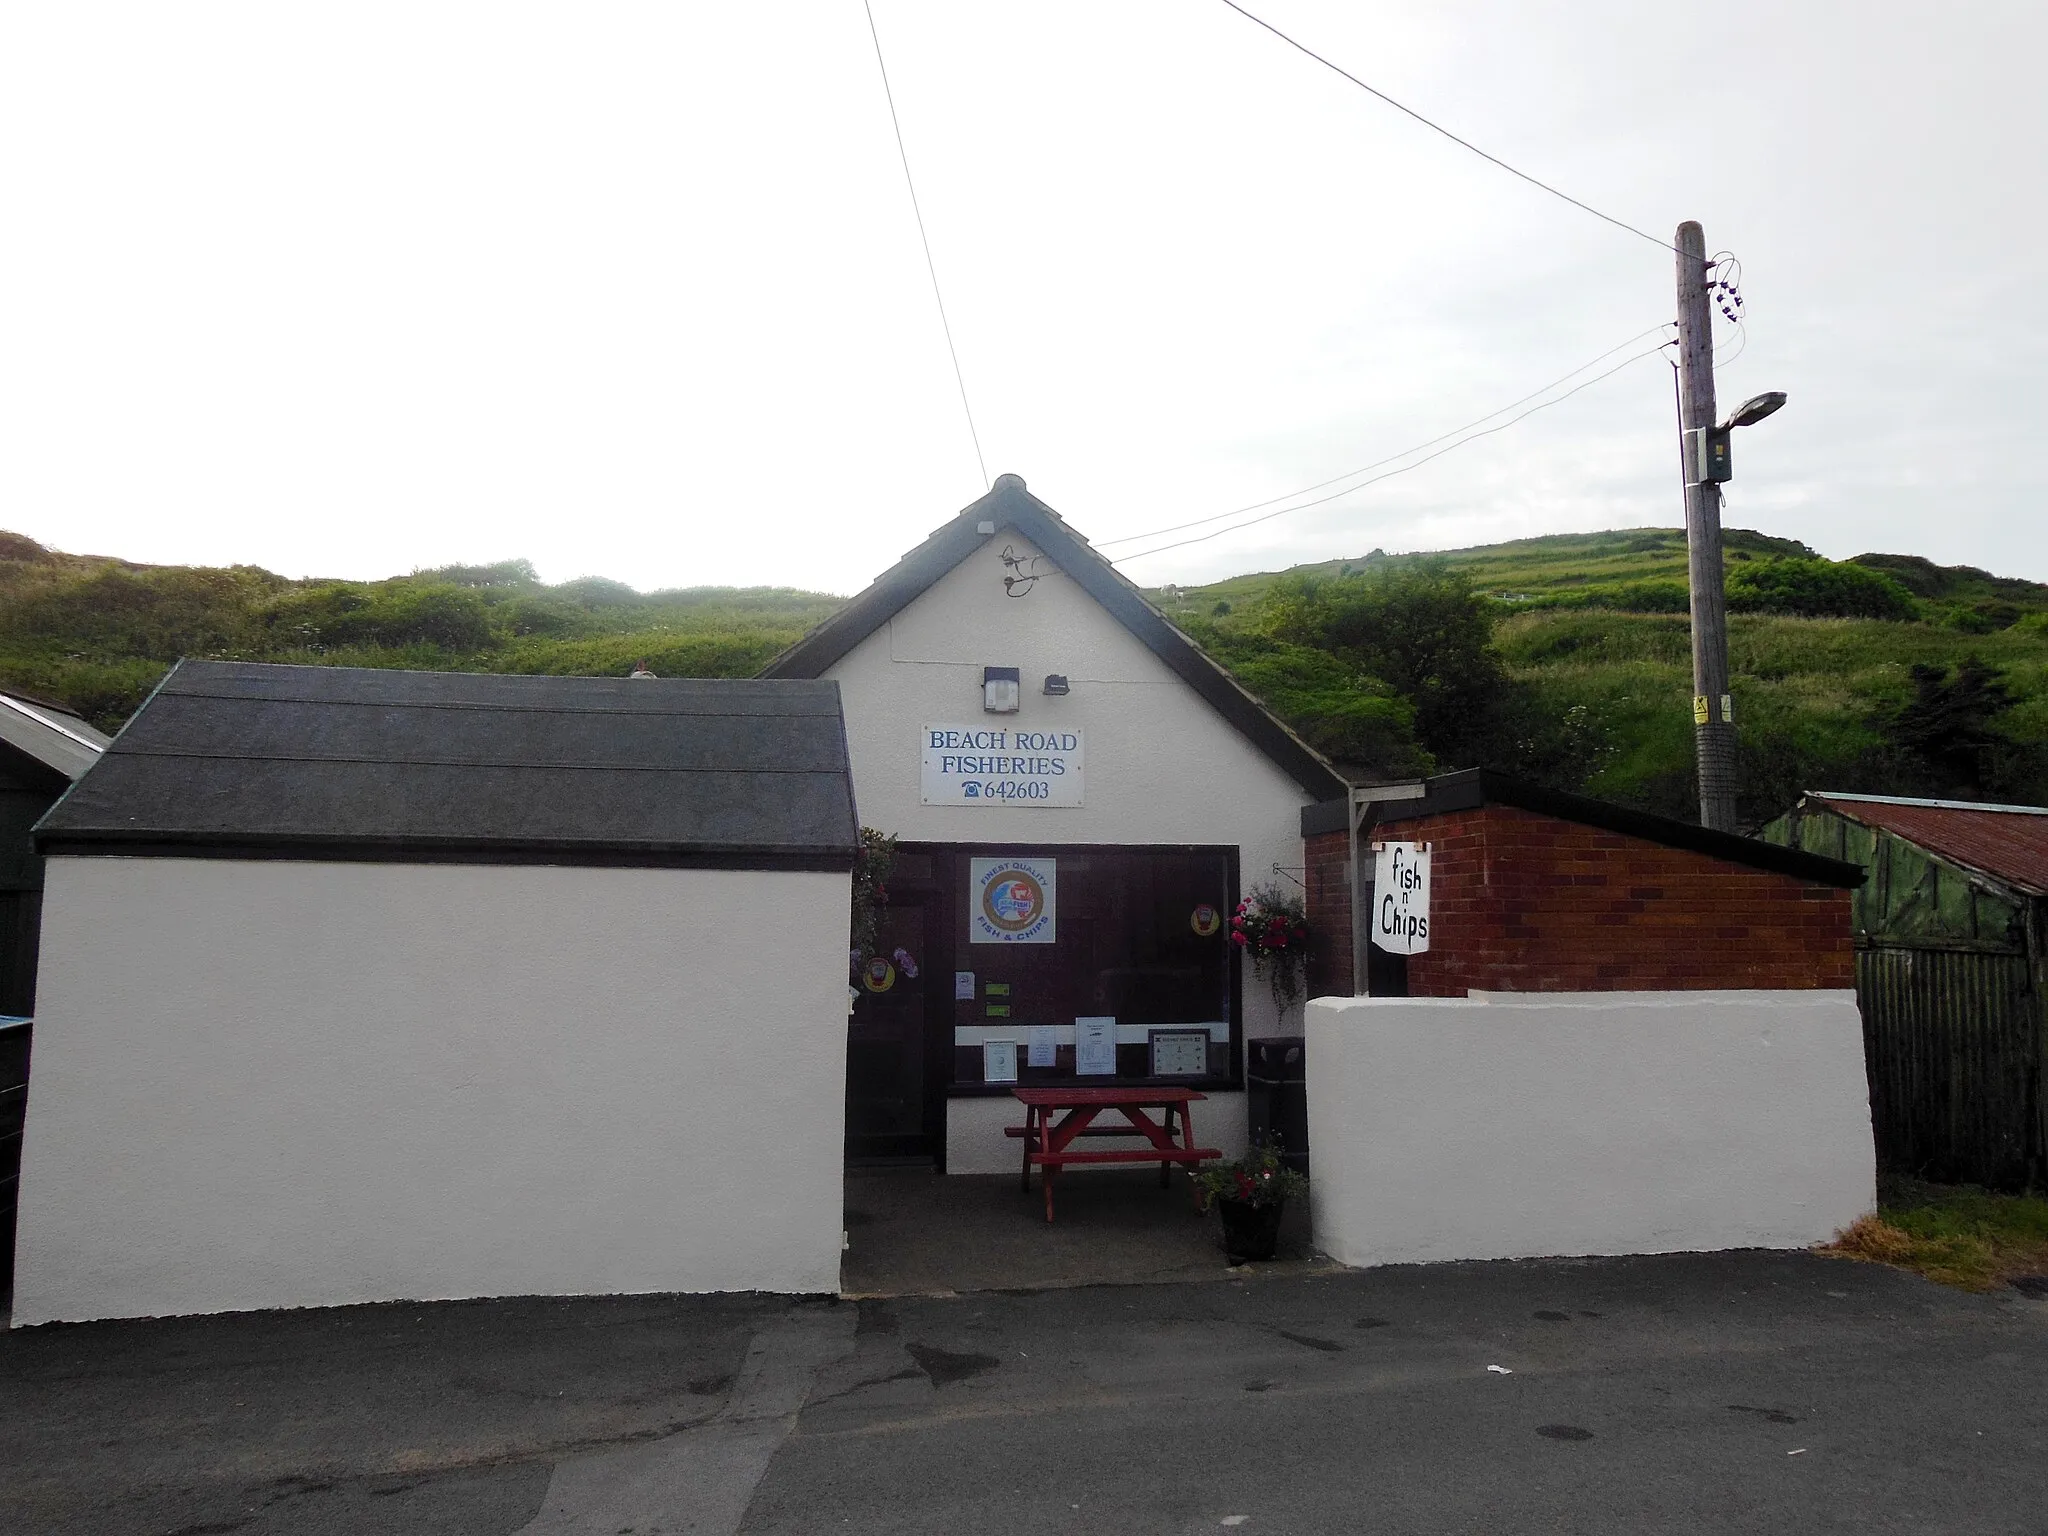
[841,1167,1320,1294]
[5,1249,2048,1535]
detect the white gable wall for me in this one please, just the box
[824,532,1313,1055]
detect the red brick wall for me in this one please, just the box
[1305,821,1354,998]
[1303,804,1853,996]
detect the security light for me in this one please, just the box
[982,667,1021,713]
[1721,391,1787,430]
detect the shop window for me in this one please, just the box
[949,846,1237,1088]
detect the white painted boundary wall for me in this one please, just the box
[1305,991,1874,1268]
[15,857,850,1325]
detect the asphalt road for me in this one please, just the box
[4,1251,2045,1535]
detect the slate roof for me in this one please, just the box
[36,661,858,870]
[0,690,109,784]
[759,474,1348,801]
[1804,792,2048,898]
[1301,768,1866,888]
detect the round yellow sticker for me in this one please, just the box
[1190,903,1221,937]
[862,957,896,993]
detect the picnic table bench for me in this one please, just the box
[1007,1086,1221,1223]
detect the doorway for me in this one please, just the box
[845,894,943,1162]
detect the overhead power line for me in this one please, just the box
[861,0,989,488]
[1215,0,1678,256]
[1095,323,1676,551]
[1109,335,1676,565]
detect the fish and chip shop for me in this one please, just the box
[766,475,1350,1170]
[9,473,1882,1324]
[772,475,1877,1265]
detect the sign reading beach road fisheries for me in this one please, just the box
[922,725,1084,807]
[969,856,1057,945]
[1371,841,1431,955]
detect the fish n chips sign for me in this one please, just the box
[1371,841,1431,955]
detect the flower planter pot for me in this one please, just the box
[1217,1197,1285,1261]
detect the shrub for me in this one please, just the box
[1262,562,1512,767]
[412,559,541,589]
[1726,557,1918,621]
[261,581,499,651]
[1195,633,1431,781]
[0,565,272,657]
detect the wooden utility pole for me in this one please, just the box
[1676,220,1738,833]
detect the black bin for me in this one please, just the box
[1245,1034,1308,1175]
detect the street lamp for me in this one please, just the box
[1724,391,1787,428]
[1687,391,1789,486]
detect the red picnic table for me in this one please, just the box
[1007,1086,1222,1223]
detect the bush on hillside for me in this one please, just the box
[1848,552,1954,599]
[1724,529,1818,559]
[0,564,279,657]
[261,581,499,652]
[1940,600,2024,634]
[1262,563,1513,768]
[498,596,596,638]
[1726,558,1918,621]
[1574,579,1690,614]
[0,531,53,563]
[551,576,644,607]
[413,559,541,589]
[1192,630,1432,781]
[1875,657,2033,799]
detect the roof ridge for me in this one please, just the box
[147,689,839,719]
[104,747,847,775]
[1811,790,2048,816]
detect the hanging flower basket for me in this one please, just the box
[1231,881,1311,1012]
[848,827,898,980]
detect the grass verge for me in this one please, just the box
[1825,1179,2048,1292]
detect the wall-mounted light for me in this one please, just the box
[1042,674,1070,696]
[982,666,1020,713]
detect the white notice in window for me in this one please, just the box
[983,1040,1019,1084]
[1074,1017,1117,1076]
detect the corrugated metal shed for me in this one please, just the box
[1807,793,2048,898]
[1763,791,2047,1190]
[36,661,859,871]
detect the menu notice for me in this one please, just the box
[1074,1017,1117,1076]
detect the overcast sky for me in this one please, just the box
[3,2,2042,594]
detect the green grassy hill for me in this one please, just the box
[3,524,2043,826]
[0,531,840,731]
[1153,526,2048,626]
[1150,528,2048,822]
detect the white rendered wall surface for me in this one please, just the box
[1304,991,1875,1268]
[825,534,1312,1041]
[944,1090,1248,1176]
[15,856,850,1324]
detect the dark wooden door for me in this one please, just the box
[846,899,937,1161]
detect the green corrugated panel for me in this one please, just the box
[1859,946,2041,1188]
